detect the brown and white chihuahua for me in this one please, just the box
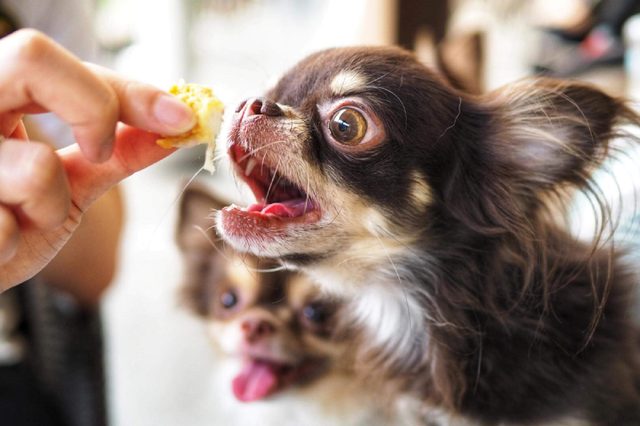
[215,46,640,425]
[177,185,403,426]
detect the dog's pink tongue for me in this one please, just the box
[247,199,314,218]
[232,360,279,402]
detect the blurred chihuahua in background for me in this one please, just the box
[176,185,406,426]
[215,46,640,425]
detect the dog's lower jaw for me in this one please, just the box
[215,207,340,261]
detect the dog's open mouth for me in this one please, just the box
[221,144,321,240]
[232,356,321,402]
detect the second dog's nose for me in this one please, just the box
[238,97,283,117]
[241,318,276,343]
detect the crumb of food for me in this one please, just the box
[157,80,224,172]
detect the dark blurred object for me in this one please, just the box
[437,32,485,95]
[22,281,108,426]
[0,281,107,426]
[0,7,17,37]
[394,0,485,94]
[395,0,450,50]
[535,0,640,77]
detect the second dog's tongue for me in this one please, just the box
[232,359,279,402]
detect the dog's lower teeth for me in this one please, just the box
[245,158,258,176]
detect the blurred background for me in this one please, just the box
[2,0,640,425]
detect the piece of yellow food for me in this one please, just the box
[157,81,224,173]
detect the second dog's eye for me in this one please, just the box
[329,108,367,145]
[302,302,329,324]
[220,290,238,309]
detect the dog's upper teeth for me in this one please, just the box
[245,158,258,176]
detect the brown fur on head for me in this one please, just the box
[177,184,351,403]
[215,46,640,424]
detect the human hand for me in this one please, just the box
[0,29,195,290]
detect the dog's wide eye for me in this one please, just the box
[220,290,238,309]
[329,108,367,145]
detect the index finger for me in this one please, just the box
[87,64,197,137]
[0,30,119,162]
[58,125,176,212]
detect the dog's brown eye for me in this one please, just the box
[220,290,238,309]
[329,108,367,145]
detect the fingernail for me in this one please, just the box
[153,94,196,133]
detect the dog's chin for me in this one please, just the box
[216,205,353,262]
[217,205,322,257]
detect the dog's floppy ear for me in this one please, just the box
[444,79,638,238]
[494,78,637,194]
[177,183,229,317]
[176,182,227,252]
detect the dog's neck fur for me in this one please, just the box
[304,248,430,368]
[304,217,640,425]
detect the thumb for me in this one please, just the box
[59,124,176,211]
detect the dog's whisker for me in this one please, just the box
[303,168,312,213]
[239,140,288,162]
[437,96,462,140]
[363,84,408,129]
[211,151,229,164]
[265,156,283,202]
[192,224,234,263]
[145,165,206,250]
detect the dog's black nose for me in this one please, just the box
[237,97,283,117]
